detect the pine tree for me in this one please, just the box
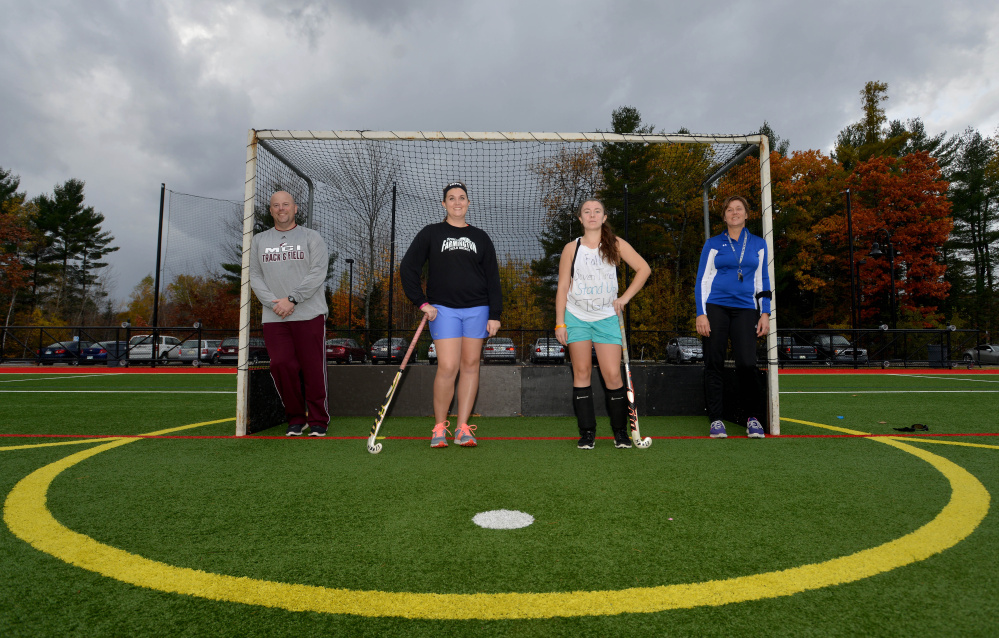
[29,179,118,322]
[947,129,999,332]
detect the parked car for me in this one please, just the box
[811,334,868,364]
[428,342,437,364]
[529,337,565,364]
[325,338,366,364]
[213,336,269,365]
[36,340,91,365]
[79,341,128,366]
[666,336,703,364]
[776,336,819,362]
[370,337,414,365]
[483,337,517,363]
[178,339,222,367]
[963,344,999,364]
[127,334,183,364]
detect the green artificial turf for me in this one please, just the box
[1,371,997,637]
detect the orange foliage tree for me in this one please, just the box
[164,274,240,330]
[0,192,32,305]
[716,150,847,327]
[817,152,951,327]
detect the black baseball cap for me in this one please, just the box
[442,181,467,200]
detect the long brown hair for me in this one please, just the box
[578,199,620,266]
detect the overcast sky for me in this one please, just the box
[2,0,998,303]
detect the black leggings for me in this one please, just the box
[703,303,759,422]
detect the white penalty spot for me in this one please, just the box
[472,509,534,530]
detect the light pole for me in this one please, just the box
[855,258,866,318]
[868,230,899,330]
[345,258,354,332]
[844,189,859,331]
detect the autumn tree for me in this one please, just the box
[0,167,33,327]
[327,269,357,331]
[164,274,240,329]
[122,274,157,327]
[716,150,847,327]
[816,152,952,327]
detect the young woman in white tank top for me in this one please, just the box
[554,199,651,449]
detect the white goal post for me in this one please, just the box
[237,130,778,436]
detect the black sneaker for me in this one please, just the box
[577,431,595,449]
[614,433,633,449]
[308,425,328,437]
[286,424,304,436]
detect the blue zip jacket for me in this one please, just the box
[695,229,771,316]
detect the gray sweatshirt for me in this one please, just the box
[249,225,329,323]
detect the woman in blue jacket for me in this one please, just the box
[694,195,771,439]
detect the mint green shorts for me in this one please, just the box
[565,312,622,345]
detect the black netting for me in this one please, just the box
[251,133,753,336]
[163,191,243,282]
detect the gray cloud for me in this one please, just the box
[1,0,997,303]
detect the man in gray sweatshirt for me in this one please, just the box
[249,191,330,436]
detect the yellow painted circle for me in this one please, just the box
[2,418,990,619]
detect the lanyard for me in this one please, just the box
[728,230,747,281]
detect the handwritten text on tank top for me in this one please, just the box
[572,252,618,311]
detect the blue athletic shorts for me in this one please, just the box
[429,305,489,340]
[565,312,622,345]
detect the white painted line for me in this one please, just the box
[889,374,999,384]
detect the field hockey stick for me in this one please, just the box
[617,309,652,448]
[367,315,428,454]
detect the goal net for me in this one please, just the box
[237,130,778,435]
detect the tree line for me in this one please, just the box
[0,171,118,330]
[525,82,996,337]
[3,81,995,339]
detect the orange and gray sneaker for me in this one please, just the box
[431,421,451,448]
[454,423,478,447]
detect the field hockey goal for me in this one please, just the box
[238,130,778,435]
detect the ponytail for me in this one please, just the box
[599,221,620,267]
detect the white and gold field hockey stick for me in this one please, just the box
[617,309,652,448]
[367,315,428,454]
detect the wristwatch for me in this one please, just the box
[288,296,298,305]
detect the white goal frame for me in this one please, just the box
[238,130,778,436]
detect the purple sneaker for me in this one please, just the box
[747,418,766,439]
[709,420,727,439]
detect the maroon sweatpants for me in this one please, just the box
[262,315,329,428]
